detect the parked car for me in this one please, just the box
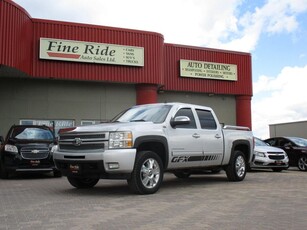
[249,137,288,172]
[0,125,61,178]
[264,137,307,171]
[53,102,254,194]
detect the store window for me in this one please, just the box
[20,119,75,136]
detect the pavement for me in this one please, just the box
[0,168,306,230]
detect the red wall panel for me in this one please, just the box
[31,20,164,85]
[0,0,33,74]
[163,44,252,96]
[1,0,252,98]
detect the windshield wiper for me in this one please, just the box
[130,119,146,122]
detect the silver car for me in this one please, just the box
[249,138,289,172]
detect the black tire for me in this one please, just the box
[127,151,164,195]
[67,176,99,188]
[225,150,246,181]
[246,164,252,172]
[272,168,283,172]
[0,159,9,179]
[173,171,191,178]
[297,156,307,171]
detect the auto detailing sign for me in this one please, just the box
[180,60,237,81]
[39,38,144,67]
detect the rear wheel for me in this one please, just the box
[67,176,99,188]
[225,150,246,181]
[128,151,163,195]
[297,156,307,171]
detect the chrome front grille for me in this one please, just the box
[268,152,285,160]
[21,146,50,159]
[59,132,107,151]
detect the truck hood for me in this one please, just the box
[64,121,162,133]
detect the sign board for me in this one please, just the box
[39,38,144,67]
[180,60,237,81]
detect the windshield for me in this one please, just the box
[255,138,268,146]
[287,137,307,147]
[113,104,172,123]
[10,127,54,141]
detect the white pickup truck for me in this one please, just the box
[53,103,254,194]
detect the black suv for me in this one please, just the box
[0,125,61,178]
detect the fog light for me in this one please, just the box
[108,163,119,169]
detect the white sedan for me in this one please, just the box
[249,138,289,172]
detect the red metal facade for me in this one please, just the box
[163,44,252,96]
[0,0,252,97]
[0,0,164,85]
[31,20,164,84]
[0,0,33,74]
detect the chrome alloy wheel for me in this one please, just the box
[298,156,307,171]
[140,158,161,189]
[235,155,246,178]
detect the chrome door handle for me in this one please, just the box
[215,134,222,139]
[192,133,200,138]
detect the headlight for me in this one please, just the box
[255,151,265,157]
[50,145,58,154]
[5,144,18,153]
[109,131,133,149]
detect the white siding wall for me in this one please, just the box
[269,121,307,138]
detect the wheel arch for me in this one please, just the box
[231,139,252,163]
[134,135,169,169]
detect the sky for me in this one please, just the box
[13,0,307,139]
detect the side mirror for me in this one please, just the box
[170,116,190,128]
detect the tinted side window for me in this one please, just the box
[174,108,196,129]
[279,138,291,147]
[196,109,217,129]
[266,139,277,146]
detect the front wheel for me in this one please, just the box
[128,151,163,195]
[225,150,246,181]
[67,176,99,188]
[297,156,307,171]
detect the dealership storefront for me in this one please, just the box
[0,0,252,136]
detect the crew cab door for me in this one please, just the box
[195,109,224,166]
[167,107,203,169]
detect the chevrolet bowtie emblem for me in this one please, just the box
[73,138,82,146]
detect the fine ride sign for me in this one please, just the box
[39,38,144,67]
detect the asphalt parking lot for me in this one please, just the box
[0,168,306,230]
